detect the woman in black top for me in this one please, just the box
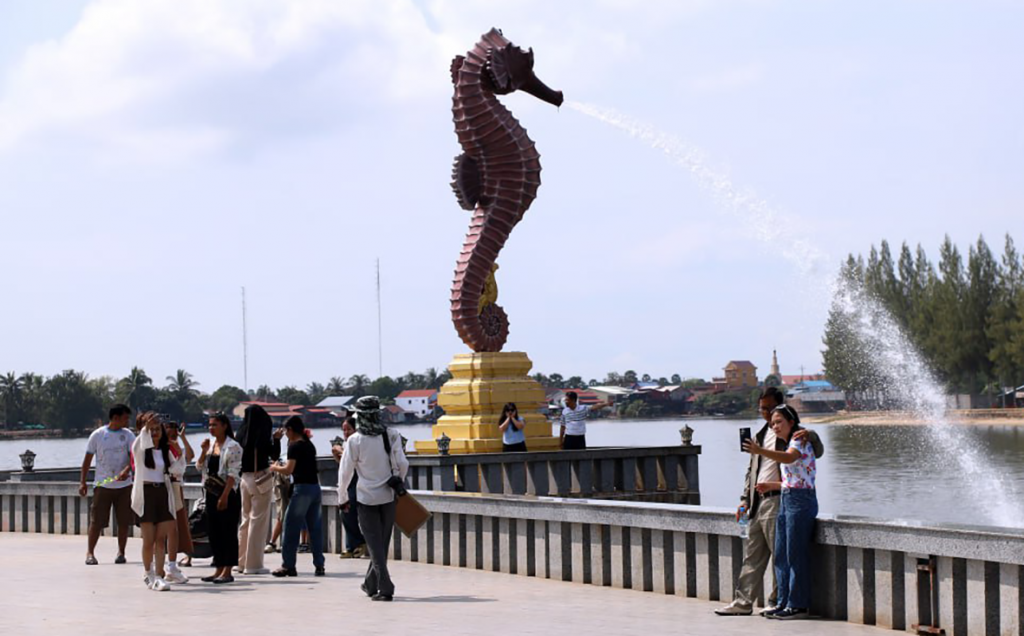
[269,416,325,577]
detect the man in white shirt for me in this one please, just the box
[559,391,613,450]
[338,396,409,601]
[79,404,135,565]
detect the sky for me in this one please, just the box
[0,0,1021,392]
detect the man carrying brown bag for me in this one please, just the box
[338,396,409,602]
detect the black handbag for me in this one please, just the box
[381,431,408,497]
[204,475,226,499]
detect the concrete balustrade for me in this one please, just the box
[2,480,1022,635]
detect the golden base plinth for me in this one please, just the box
[414,351,560,454]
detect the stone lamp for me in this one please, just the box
[19,449,36,472]
[679,424,694,447]
[436,432,452,456]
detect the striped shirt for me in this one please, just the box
[559,405,591,436]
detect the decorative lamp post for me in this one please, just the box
[19,449,36,472]
[436,432,451,456]
[679,424,694,447]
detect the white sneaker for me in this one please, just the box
[165,563,189,584]
[243,567,270,575]
[150,576,171,592]
[714,601,753,616]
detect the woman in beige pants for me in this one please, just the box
[235,404,281,574]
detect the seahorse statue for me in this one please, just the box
[449,28,563,352]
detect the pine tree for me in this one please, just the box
[987,235,1024,400]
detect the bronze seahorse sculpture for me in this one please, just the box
[449,28,563,352]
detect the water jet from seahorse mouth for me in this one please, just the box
[566,99,1024,529]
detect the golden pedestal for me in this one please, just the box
[414,351,560,454]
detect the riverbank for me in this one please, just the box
[804,408,1024,425]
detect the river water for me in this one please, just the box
[4,418,1023,528]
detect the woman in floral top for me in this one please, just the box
[744,404,817,621]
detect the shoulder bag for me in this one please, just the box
[381,430,430,537]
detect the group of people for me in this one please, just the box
[79,395,408,601]
[716,386,823,621]
[80,386,819,611]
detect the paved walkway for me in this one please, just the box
[1,534,887,635]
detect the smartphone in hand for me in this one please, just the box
[739,427,752,452]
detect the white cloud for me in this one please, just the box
[0,0,452,160]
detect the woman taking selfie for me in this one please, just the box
[744,404,818,621]
[498,402,527,452]
[269,416,326,577]
[197,413,243,584]
[130,412,184,591]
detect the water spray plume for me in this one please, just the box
[568,100,1023,527]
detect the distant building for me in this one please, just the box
[723,361,758,390]
[586,386,635,402]
[316,396,356,418]
[548,389,602,409]
[396,389,437,418]
[232,401,339,428]
[769,349,781,378]
[787,380,846,413]
[382,404,407,424]
[781,373,826,386]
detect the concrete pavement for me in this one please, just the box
[0,534,889,635]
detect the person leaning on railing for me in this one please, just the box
[744,404,819,621]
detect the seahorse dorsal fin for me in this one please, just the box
[451,153,481,211]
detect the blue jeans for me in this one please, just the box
[774,488,818,610]
[342,479,364,551]
[282,484,325,570]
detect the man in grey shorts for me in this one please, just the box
[79,404,135,565]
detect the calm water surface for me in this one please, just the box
[4,419,1023,528]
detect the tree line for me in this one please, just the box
[531,371,698,389]
[822,234,1024,403]
[0,366,453,432]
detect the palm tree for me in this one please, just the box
[424,367,440,390]
[18,372,45,424]
[116,367,155,423]
[166,369,199,401]
[347,374,371,397]
[0,372,24,428]
[326,376,346,396]
[306,382,327,404]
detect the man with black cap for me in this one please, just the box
[338,396,409,601]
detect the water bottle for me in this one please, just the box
[738,506,749,539]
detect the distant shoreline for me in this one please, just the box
[804,410,1024,426]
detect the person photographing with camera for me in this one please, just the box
[717,387,823,618]
[338,396,409,601]
[498,402,527,452]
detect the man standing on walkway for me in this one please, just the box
[715,387,824,616]
[559,391,613,450]
[79,404,135,565]
[338,396,409,601]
